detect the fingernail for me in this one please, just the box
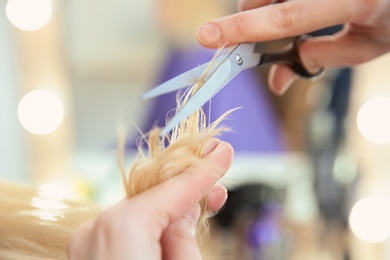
[276,76,298,96]
[209,186,228,210]
[197,24,221,45]
[202,139,221,157]
[210,185,227,198]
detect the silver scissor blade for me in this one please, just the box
[160,60,232,136]
[141,56,226,100]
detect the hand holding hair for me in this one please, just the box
[67,139,233,260]
[197,0,390,95]
[68,47,236,260]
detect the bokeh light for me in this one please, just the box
[18,90,64,135]
[349,197,390,243]
[31,182,73,222]
[332,153,357,185]
[5,0,52,31]
[37,182,76,200]
[357,97,390,144]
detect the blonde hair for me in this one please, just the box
[119,53,235,239]
[0,180,99,259]
[0,48,234,258]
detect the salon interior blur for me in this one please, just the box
[2,0,390,259]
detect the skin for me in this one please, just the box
[67,1,390,257]
[197,0,390,95]
[67,139,234,260]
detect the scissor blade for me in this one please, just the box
[159,43,258,136]
[160,59,232,136]
[154,42,258,136]
[141,56,226,100]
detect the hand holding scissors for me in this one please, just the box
[142,34,322,135]
[197,0,390,94]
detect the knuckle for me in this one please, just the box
[347,54,368,65]
[271,3,300,35]
[170,222,196,243]
[357,46,386,64]
[95,211,117,235]
[344,33,389,64]
[95,206,133,235]
[353,0,382,22]
[343,47,374,65]
[231,14,252,42]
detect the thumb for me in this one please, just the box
[161,204,202,260]
[300,33,390,69]
[268,32,390,95]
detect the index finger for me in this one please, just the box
[197,0,359,47]
[132,140,234,225]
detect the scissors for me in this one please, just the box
[142,34,323,136]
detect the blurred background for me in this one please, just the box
[1,0,390,259]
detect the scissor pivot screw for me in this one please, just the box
[235,54,243,65]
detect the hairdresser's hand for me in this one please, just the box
[197,0,390,95]
[67,139,233,260]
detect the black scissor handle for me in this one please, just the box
[258,34,324,78]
